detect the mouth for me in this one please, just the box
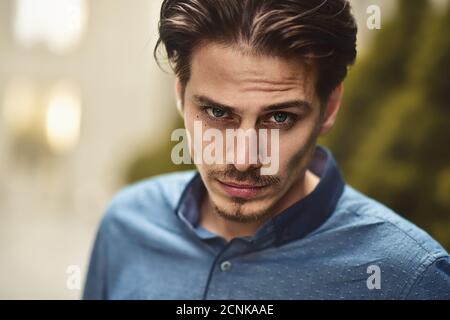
[216,179,269,200]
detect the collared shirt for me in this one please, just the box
[83,146,450,300]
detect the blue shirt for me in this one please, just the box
[83,146,450,300]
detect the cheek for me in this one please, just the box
[183,104,199,129]
[278,123,319,172]
[183,109,194,139]
[183,106,206,159]
[277,143,302,176]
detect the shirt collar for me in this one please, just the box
[176,145,345,247]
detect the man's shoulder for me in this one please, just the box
[99,170,197,235]
[330,185,449,299]
[109,170,196,210]
[335,185,447,258]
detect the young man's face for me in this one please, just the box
[179,42,339,223]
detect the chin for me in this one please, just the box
[215,197,274,222]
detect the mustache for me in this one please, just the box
[208,165,281,186]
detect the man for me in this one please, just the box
[83,0,450,299]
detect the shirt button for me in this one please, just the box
[220,261,232,272]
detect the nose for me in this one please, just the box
[233,161,261,172]
[227,123,263,172]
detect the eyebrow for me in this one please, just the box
[192,95,312,113]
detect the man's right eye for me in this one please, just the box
[205,107,227,118]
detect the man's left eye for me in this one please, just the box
[270,112,289,123]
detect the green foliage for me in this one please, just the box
[322,0,432,162]
[322,0,450,249]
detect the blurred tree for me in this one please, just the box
[323,0,450,248]
[322,0,431,166]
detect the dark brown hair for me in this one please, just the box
[155,0,357,104]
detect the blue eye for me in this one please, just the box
[272,112,289,123]
[207,107,227,118]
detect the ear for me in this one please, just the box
[175,77,184,117]
[319,83,343,135]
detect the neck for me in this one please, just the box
[199,170,320,242]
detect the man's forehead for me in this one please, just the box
[188,42,317,108]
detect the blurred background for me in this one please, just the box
[0,0,448,299]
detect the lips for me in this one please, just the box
[216,179,268,199]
